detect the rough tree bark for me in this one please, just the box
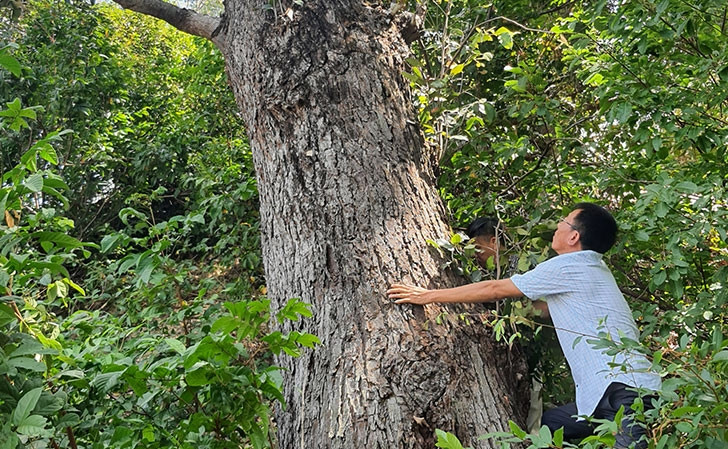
[112,0,528,447]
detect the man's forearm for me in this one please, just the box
[388,279,523,305]
[421,280,503,303]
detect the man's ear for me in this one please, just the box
[568,230,581,247]
[490,235,497,246]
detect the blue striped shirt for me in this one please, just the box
[511,250,661,416]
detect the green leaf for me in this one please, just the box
[57,413,80,428]
[654,0,669,15]
[572,335,583,348]
[119,207,147,225]
[248,422,268,449]
[18,107,37,119]
[614,102,633,123]
[0,430,20,449]
[537,424,552,444]
[64,278,85,295]
[435,429,465,449]
[212,315,240,334]
[26,261,69,278]
[41,174,68,190]
[494,27,514,48]
[712,350,728,362]
[165,338,186,354]
[136,255,158,284]
[23,173,44,193]
[296,333,321,348]
[675,421,693,433]
[124,369,148,396]
[260,371,285,404]
[0,53,22,77]
[36,334,62,350]
[57,369,85,379]
[498,33,513,49]
[16,414,48,436]
[276,298,313,323]
[31,231,84,249]
[671,406,702,418]
[584,72,604,86]
[48,280,69,301]
[39,147,58,165]
[651,137,662,152]
[675,181,698,192]
[402,71,422,84]
[655,201,669,218]
[100,234,121,253]
[19,146,37,171]
[142,426,156,442]
[0,190,8,219]
[40,241,54,253]
[3,97,21,112]
[450,63,465,76]
[117,255,137,274]
[635,230,649,241]
[12,387,43,425]
[0,303,15,327]
[91,371,123,391]
[8,357,47,372]
[508,420,527,439]
[504,79,523,93]
[188,213,205,224]
[34,390,66,415]
[111,426,133,445]
[186,367,210,386]
[9,339,55,357]
[40,185,69,206]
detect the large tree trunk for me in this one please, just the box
[219,2,527,447]
[113,0,529,447]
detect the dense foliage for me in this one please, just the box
[1,0,726,448]
[412,0,727,448]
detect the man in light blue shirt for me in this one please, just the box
[389,203,660,448]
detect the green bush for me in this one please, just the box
[1,38,317,449]
[414,0,728,447]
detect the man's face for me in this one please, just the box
[551,209,582,254]
[473,234,498,268]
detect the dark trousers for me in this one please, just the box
[541,382,652,449]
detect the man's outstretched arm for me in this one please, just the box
[387,279,523,305]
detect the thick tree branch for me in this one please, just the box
[111,0,225,49]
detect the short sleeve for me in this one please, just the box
[510,257,571,301]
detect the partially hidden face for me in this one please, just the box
[473,234,499,268]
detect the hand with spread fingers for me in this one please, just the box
[387,283,431,305]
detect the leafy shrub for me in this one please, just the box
[1,44,93,447]
[2,37,317,449]
[414,0,728,447]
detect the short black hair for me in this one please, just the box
[466,217,500,239]
[571,202,617,254]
